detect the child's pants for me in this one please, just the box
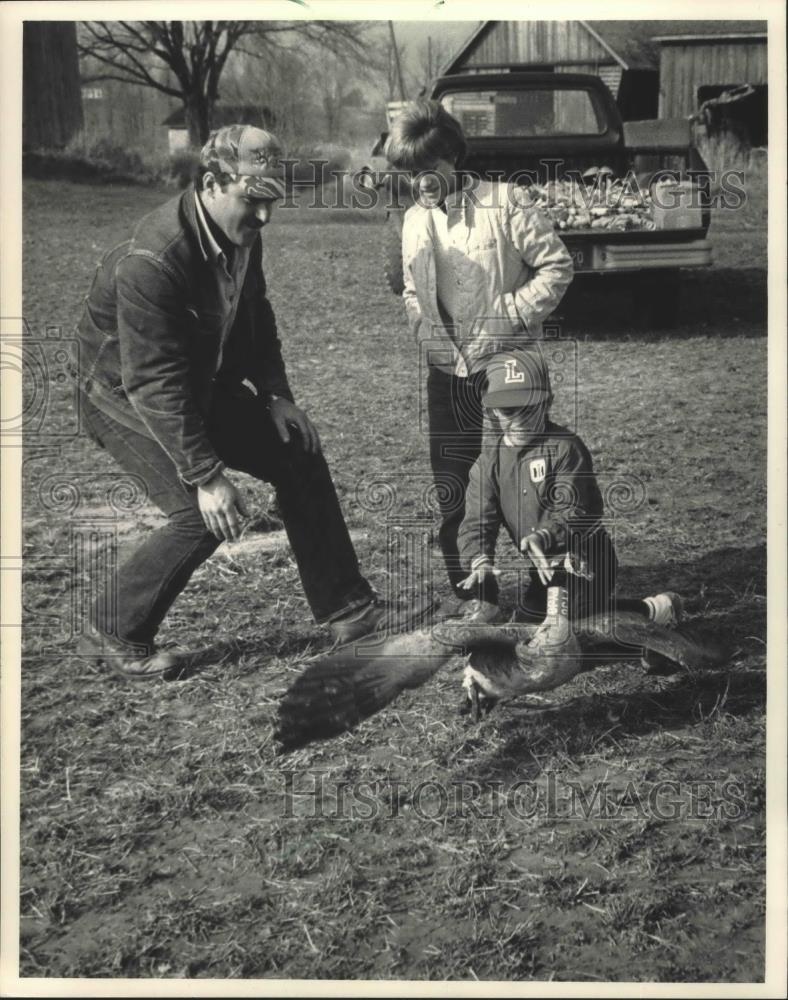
[517,527,628,623]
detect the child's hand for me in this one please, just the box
[520,532,555,586]
[459,557,502,591]
[564,551,594,580]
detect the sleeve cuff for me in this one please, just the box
[259,384,294,404]
[502,292,524,332]
[537,528,552,548]
[471,554,494,571]
[181,460,225,488]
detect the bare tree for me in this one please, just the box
[415,34,452,92]
[384,29,409,101]
[24,22,83,149]
[78,20,374,146]
[317,49,378,142]
[226,46,313,150]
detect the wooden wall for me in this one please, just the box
[556,64,623,97]
[464,21,611,68]
[658,39,767,117]
[450,22,633,106]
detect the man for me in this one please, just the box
[71,124,404,680]
[383,100,574,621]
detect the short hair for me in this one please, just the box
[193,162,234,191]
[383,99,467,171]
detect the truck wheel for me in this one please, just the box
[631,269,680,329]
[382,217,404,295]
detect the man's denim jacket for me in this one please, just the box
[71,187,293,487]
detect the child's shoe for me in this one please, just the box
[643,591,684,626]
[642,592,684,674]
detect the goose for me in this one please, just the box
[275,600,729,753]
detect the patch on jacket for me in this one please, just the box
[529,458,546,483]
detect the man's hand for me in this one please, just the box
[269,397,321,453]
[198,472,249,542]
[520,532,555,586]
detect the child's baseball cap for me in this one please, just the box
[481,349,552,408]
[200,124,287,199]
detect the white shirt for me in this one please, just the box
[402,180,574,378]
[430,207,464,331]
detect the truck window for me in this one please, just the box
[440,88,604,137]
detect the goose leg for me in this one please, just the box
[460,663,499,722]
[460,665,486,721]
[470,679,481,723]
[459,664,475,716]
[480,691,499,716]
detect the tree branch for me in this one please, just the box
[78,48,183,97]
[76,18,380,146]
[79,21,184,94]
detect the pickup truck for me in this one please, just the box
[369,72,713,326]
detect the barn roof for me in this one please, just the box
[589,21,767,68]
[442,20,768,74]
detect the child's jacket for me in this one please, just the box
[458,420,612,569]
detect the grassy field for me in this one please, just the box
[16,178,767,982]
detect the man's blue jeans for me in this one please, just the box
[79,384,374,650]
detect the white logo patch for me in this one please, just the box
[504,359,525,384]
[530,458,546,483]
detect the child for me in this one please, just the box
[383,100,573,620]
[457,348,682,633]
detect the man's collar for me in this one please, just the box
[194,189,225,264]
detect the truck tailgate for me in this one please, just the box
[562,231,713,272]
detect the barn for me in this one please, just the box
[441,21,663,120]
[654,26,767,166]
[161,104,279,154]
[441,20,767,164]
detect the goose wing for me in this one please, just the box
[579,611,731,670]
[275,628,456,752]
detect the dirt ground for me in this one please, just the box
[16,178,767,982]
